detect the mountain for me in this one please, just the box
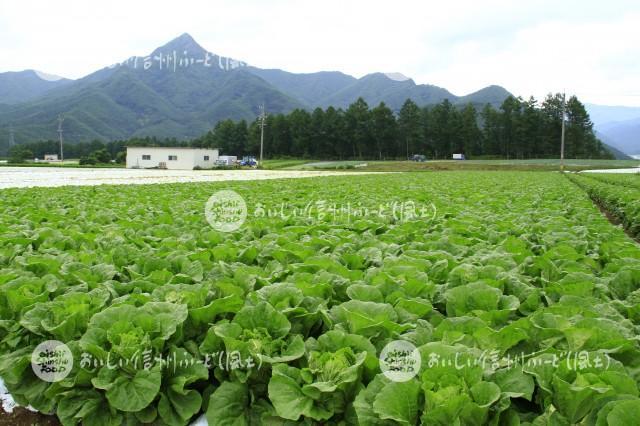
[457,85,513,107]
[603,144,632,160]
[317,73,457,110]
[247,70,510,111]
[596,132,633,159]
[249,67,510,111]
[246,68,357,106]
[0,34,303,143]
[585,103,640,127]
[0,70,72,104]
[0,33,512,145]
[584,104,640,155]
[596,118,640,155]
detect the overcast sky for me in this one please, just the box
[1,0,639,106]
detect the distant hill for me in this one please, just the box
[0,34,303,143]
[585,103,640,127]
[246,68,357,106]
[597,133,633,159]
[0,33,512,145]
[596,118,640,155]
[585,104,640,155]
[0,70,71,104]
[248,69,511,111]
[317,73,457,110]
[457,85,513,108]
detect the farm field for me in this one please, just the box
[570,173,640,239]
[581,173,640,190]
[1,172,640,425]
[0,167,379,189]
[284,159,640,172]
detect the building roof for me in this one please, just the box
[125,146,219,150]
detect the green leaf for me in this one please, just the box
[93,366,162,412]
[206,382,250,426]
[470,381,501,407]
[233,302,291,338]
[493,368,535,401]
[372,379,421,424]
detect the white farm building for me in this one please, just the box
[126,147,219,170]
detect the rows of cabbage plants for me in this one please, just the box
[1,172,639,425]
[580,173,640,190]
[570,173,640,238]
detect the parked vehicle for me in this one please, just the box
[240,156,257,167]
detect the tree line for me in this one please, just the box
[8,94,613,161]
[192,94,612,160]
[7,137,188,163]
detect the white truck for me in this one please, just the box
[216,155,237,166]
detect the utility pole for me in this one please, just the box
[258,104,267,167]
[406,137,409,160]
[57,115,64,161]
[8,124,15,148]
[560,92,566,173]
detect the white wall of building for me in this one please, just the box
[192,149,220,168]
[126,147,219,170]
[218,156,237,165]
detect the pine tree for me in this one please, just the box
[459,104,481,156]
[270,115,291,157]
[323,107,345,159]
[371,102,397,160]
[481,104,500,157]
[420,107,433,157]
[499,96,523,159]
[520,97,541,158]
[309,108,326,158]
[430,99,455,159]
[540,94,564,158]
[344,98,371,159]
[398,99,422,159]
[288,109,312,158]
[210,120,237,154]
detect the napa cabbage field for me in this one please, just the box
[570,173,640,239]
[1,172,640,425]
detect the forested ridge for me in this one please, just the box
[193,93,612,160]
[12,93,612,161]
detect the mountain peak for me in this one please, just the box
[361,72,413,84]
[384,72,411,82]
[33,70,67,82]
[153,33,206,55]
[456,85,512,106]
[177,32,195,40]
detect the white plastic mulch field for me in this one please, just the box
[0,167,376,189]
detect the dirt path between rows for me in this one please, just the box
[0,406,59,426]
[567,174,639,244]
